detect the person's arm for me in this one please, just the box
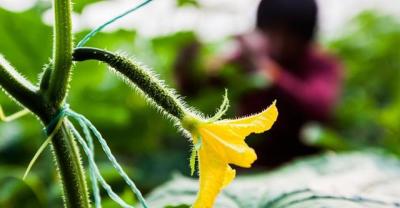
[205,39,244,75]
[258,58,342,121]
[206,32,268,74]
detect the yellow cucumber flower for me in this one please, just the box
[182,95,278,208]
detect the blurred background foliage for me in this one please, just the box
[0,1,399,207]
[305,12,400,153]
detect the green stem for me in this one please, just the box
[49,122,91,208]
[48,0,73,106]
[73,47,186,119]
[0,55,42,113]
[45,1,91,207]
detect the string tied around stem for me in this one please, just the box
[24,104,149,208]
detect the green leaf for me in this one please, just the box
[0,177,43,208]
[176,0,199,7]
[146,151,400,207]
[324,11,400,153]
[165,205,190,208]
[0,8,52,83]
[74,0,103,13]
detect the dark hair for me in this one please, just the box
[256,0,318,41]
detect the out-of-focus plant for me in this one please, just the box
[304,11,400,154]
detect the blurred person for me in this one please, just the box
[175,0,342,167]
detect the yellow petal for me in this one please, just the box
[199,127,257,167]
[222,166,235,188]
[214,100,278,136]
[196,101,277,168]
[193,139,234,208]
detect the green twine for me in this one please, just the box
[80,119,101,208]
[76,0,154,48]
[26,105,148,208]
[45,105,69,134]
[66,110,149,208]
[22,118,63,180]
[67,120,133,208]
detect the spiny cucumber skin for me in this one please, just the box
[73,47,185,119]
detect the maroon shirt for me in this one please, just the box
[275,49,341,120]
[237,47,343,167]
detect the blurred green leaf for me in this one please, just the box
[0,8,52,82]
[176,0,199,7]
[324,11,400,153]
[0,177,43,208]
[165,205,190,208]
[73,0,103,13]
[147,151,400,207]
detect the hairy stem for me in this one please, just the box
[73,47,185,119]
[48,0,73,106]
[50,122,91,208]
[45,1,91,207]
[0,55,41,113]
